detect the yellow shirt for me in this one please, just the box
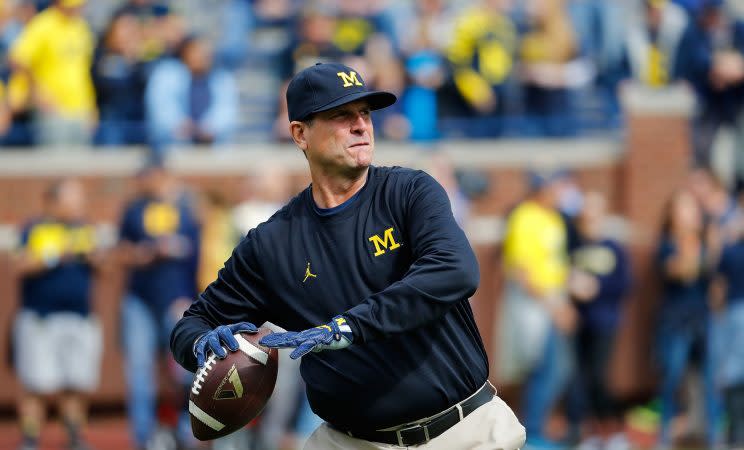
[502,200,568,296]
[448,7,517,85]
[9,7,95,119]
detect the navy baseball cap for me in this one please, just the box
[286,62,397,122]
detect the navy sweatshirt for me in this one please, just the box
[571,238,631,331]
[170,166,488,431]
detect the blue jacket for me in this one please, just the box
[145,58,238,145]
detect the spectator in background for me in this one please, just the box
[397,0,454,142]
[519,0,580,137]
[11,179,103,450]
[244,0,296,74]
[8,0,96,146]
[115,0,184,62]
[692,167,744,237]
[332,1,396,56]
[0,79,14,141]
[145,35,238,151]
[274,5,345,140]
[676,0,744,183]
[567,0,626,80]
[232,166,294,238]
[0,1,38,146]
[92,11,147,146]
[345,41,411,140]
[425,152,471,227]
[622,0,688,88]
[568,191,632,450]
[500,169,576,448]
[712,213,744,448]
[215,0,255,70]
[279,4,344,81]
[655,189,723,449]
[444,0,518,136]
[117,162,201,450]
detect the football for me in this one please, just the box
[188,327,279,441]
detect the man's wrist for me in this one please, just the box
[192,333,205,357]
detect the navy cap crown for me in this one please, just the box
[286,62,396,122]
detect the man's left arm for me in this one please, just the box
[343,172,479,343]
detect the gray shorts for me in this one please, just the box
[13,310,103,394]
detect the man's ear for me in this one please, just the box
[289,121,309,151]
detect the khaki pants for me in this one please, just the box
[304,394,526,450]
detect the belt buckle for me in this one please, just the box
[395,423,430,446]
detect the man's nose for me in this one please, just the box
[350,113,368,134]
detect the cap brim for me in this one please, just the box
[310,90,397,117]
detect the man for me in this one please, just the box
[675,0,744,183]
[499,170,575,448]
[119,162,201,450]
[8,0,96,146]
[170,62,526,450]
[12,179,103,450]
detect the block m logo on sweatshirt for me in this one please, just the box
[368,227,402,257]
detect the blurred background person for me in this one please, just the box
[273,4,344,141]
[341,49,411,141]
[145,34,238,152]
[92,11,147,146]
[621,0,689,89]
[425,152,472,228]
[7,0,96,147]
[519,0,580,137]
[675,0,744,186]
[232,166,294,238]
[500,169,575,449]
[655,188,723,449]
[711,210,744,449]
[394,0,453,142]
[568,191,632,450]
[11,179,103,450]
[114,0,185,63]
[0,0,39,146]
[117,162,201,450]
[444,0,518,137]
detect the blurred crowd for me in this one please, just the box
[2,0,744,154]
[9,0,744,450]
[12,155,744,450]
[10,161,314,450]
[499,167,744,450]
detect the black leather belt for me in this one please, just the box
[341,382,496,446]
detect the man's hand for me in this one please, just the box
[194,322,258,368]
[259,316,353,359]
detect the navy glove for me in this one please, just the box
[259,316,353,359]
[194,322,258,368]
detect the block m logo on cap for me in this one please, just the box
[337,71,363,88]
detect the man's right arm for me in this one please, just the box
[170,230,272,372]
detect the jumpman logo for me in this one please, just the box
[303,262,317,283]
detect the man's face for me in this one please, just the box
[52,180,86,221]
[295,100,375,176]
